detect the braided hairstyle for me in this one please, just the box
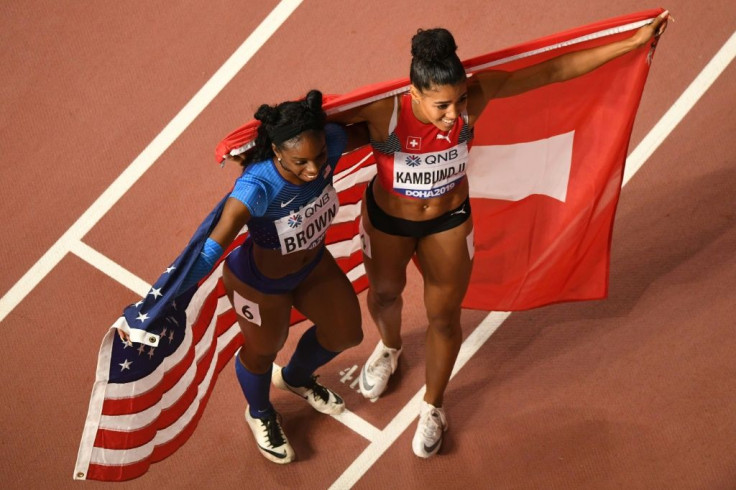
[410,28,466,91]
[244,89,327,166]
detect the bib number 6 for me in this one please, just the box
[232,291,262,326]
[241,305,254,320]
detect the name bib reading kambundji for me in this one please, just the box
[392,142,469,198]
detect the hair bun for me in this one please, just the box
[303,89,323,113]
[411,28,458,63]
[254,104,279,124]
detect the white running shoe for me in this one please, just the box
[411,401,448,458]
[245,407,295,464]
[272,365,345,415]
[359,340,402,400]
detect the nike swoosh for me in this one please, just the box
[361,367,375,391]
[423,436,442,455]
[279,377,309,399]
[280,196,297,208]
[258,444,289,459]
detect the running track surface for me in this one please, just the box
[1,1,735,489]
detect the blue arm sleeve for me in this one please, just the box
[178,237,224,294]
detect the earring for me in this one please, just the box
[278,157,282,163]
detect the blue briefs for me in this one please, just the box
[225,238,324,295]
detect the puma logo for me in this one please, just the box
[450,204,467,215]
[435,133,451,143]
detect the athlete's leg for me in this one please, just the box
[292,250,362,353]
[360,200,417,349]
[222,264,296,463]
[222,264,292,385]
[415,218,474,407]
[268,250,360,414]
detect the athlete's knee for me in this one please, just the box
[239,346,278,373]
[347,320,364,347]
[430,322,461,340]
[342,312,364,347]
[426,309,462,339]
[368,284,404,309]
[322,317,363,352]
[337,326,364,351]
[340,297,364,347]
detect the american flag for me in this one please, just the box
[75,8,663,480]
[73,145,375,481]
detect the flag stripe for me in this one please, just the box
[88,304,241,462]
[99,293,235,430]
[466,19,652,72]
[102,275,223,400]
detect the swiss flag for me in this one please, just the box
[407,136,422,151]
[463,13,657,309]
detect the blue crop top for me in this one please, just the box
[229,123,347,255]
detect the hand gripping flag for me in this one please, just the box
[75,9,664,481]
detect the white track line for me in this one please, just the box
[0,0,303,323]
[624,30,736,185]
[69,241,150,297]
[333,409,384,442]
[329,30,736,490]
[329,313,510,490]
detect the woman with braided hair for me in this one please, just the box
[169,90,366,463]
[331,12,669,458]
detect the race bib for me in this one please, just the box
[274,185,339,254]
[392,142,469,198]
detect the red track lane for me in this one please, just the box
[0,1,734,488]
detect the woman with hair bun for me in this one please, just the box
[331,13,669,458]
[149,90,366,464]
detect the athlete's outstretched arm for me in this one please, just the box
[209,197,251,249]
[468,10,670,116]
[327,97,395,142]
[177,198,250,294]
[117,198,250,342]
